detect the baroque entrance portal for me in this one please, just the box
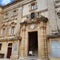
[20,16,48,59]
[28,31,38,56]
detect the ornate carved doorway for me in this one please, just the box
[28,31,38,56]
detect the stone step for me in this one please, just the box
[19,57,44,60]
[0,59,10,60]
[0,58,46,60]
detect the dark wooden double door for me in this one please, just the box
[7,43,12,58]
[28,31,38,56]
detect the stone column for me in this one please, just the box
[38,20,48,60]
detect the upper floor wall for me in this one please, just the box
[0,0,60,35]
[2,0,48,18]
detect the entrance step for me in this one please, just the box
[19,57,45,60]
[0,59,10,60]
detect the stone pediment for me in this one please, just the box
[9,22,17,26]
[1,23,7,28]
[20,16,48,25]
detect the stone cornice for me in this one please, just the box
[47,33,60,38]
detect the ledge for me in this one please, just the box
[47,33,60,38]
[0,36,21,41]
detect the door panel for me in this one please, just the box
[28,31,38,56]
[7,48,12,58]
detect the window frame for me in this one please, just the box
[2,28,5,36]
[51,40,60,57]
[31,12,35,19]
[30,2,37,11]
[11,26,15,36]
[31,3,37,10]
[0,44,2,50]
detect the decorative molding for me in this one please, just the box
[20,15,48,25]
[29,24,36,30]
[47,33,60,38]
[1,24,7,28]
[10,22,17,26]
[0,36,21,41]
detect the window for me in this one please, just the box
[2,28,5,36]
[51,40,60,57]
[13,9,18,17]
[0,44,2,50]
[5,12,8,16]
[13,10,17,12]
[4,12,9,21]
[31,2,37,10]
[11,26,15,35]
[57,12,60,19]
[8,43,12,46]
[8,43,12,48]
[55,0,60,3]
[31,13,35,19]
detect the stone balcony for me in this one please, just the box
[0,35,21,41]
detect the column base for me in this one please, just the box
[10,54,18,60]
[19,56,25,60]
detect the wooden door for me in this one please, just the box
[7,47,12,58]
[28,31,38,56]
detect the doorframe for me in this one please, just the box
[7,43,12,58]
[28,31,38,56]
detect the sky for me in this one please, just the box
[0,0,14,6]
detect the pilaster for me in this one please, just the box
[11,40,19,60]
[38,20,48,60]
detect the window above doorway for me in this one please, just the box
[30,2,37,11]
[31,3,36,10]
[31,13,35,19]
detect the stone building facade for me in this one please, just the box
[0,0,60,60]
